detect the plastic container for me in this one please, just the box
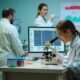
[7,58,26,67]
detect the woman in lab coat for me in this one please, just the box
[34,3,56,27]
[55,20,80,80]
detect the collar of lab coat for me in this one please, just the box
[1,18,10,24]
[38,15,43,18]
[38,15,47,23]
[71,35,80,48]
[38,15,45,19]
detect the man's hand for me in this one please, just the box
[21,51,28,57]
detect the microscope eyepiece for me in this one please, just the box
[50,37,58,44]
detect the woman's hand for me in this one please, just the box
[45,41,51,49]
[51,57,58,64]
[48,14,56,21]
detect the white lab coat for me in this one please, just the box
[0,18,24,66]
[58,35,80,73]
[34,15,53,27]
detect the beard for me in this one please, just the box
[10,19,14,24]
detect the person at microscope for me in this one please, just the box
[45,20,80,80]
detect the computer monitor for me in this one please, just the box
[28,27,65,53]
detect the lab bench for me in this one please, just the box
[0,63,68,80]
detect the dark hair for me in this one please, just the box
[2,8,15,18]
[56,20,80,36]
[37,3,48,16]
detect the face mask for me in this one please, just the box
[65,41,70,45]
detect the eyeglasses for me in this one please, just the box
[57,32,63,37]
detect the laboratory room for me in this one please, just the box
[0,0,80,80]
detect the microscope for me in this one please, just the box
[43,37,58,61]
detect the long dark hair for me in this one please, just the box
[37,3,48,17]
[56,20,80,36]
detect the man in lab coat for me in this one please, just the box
[0,8,26,66]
